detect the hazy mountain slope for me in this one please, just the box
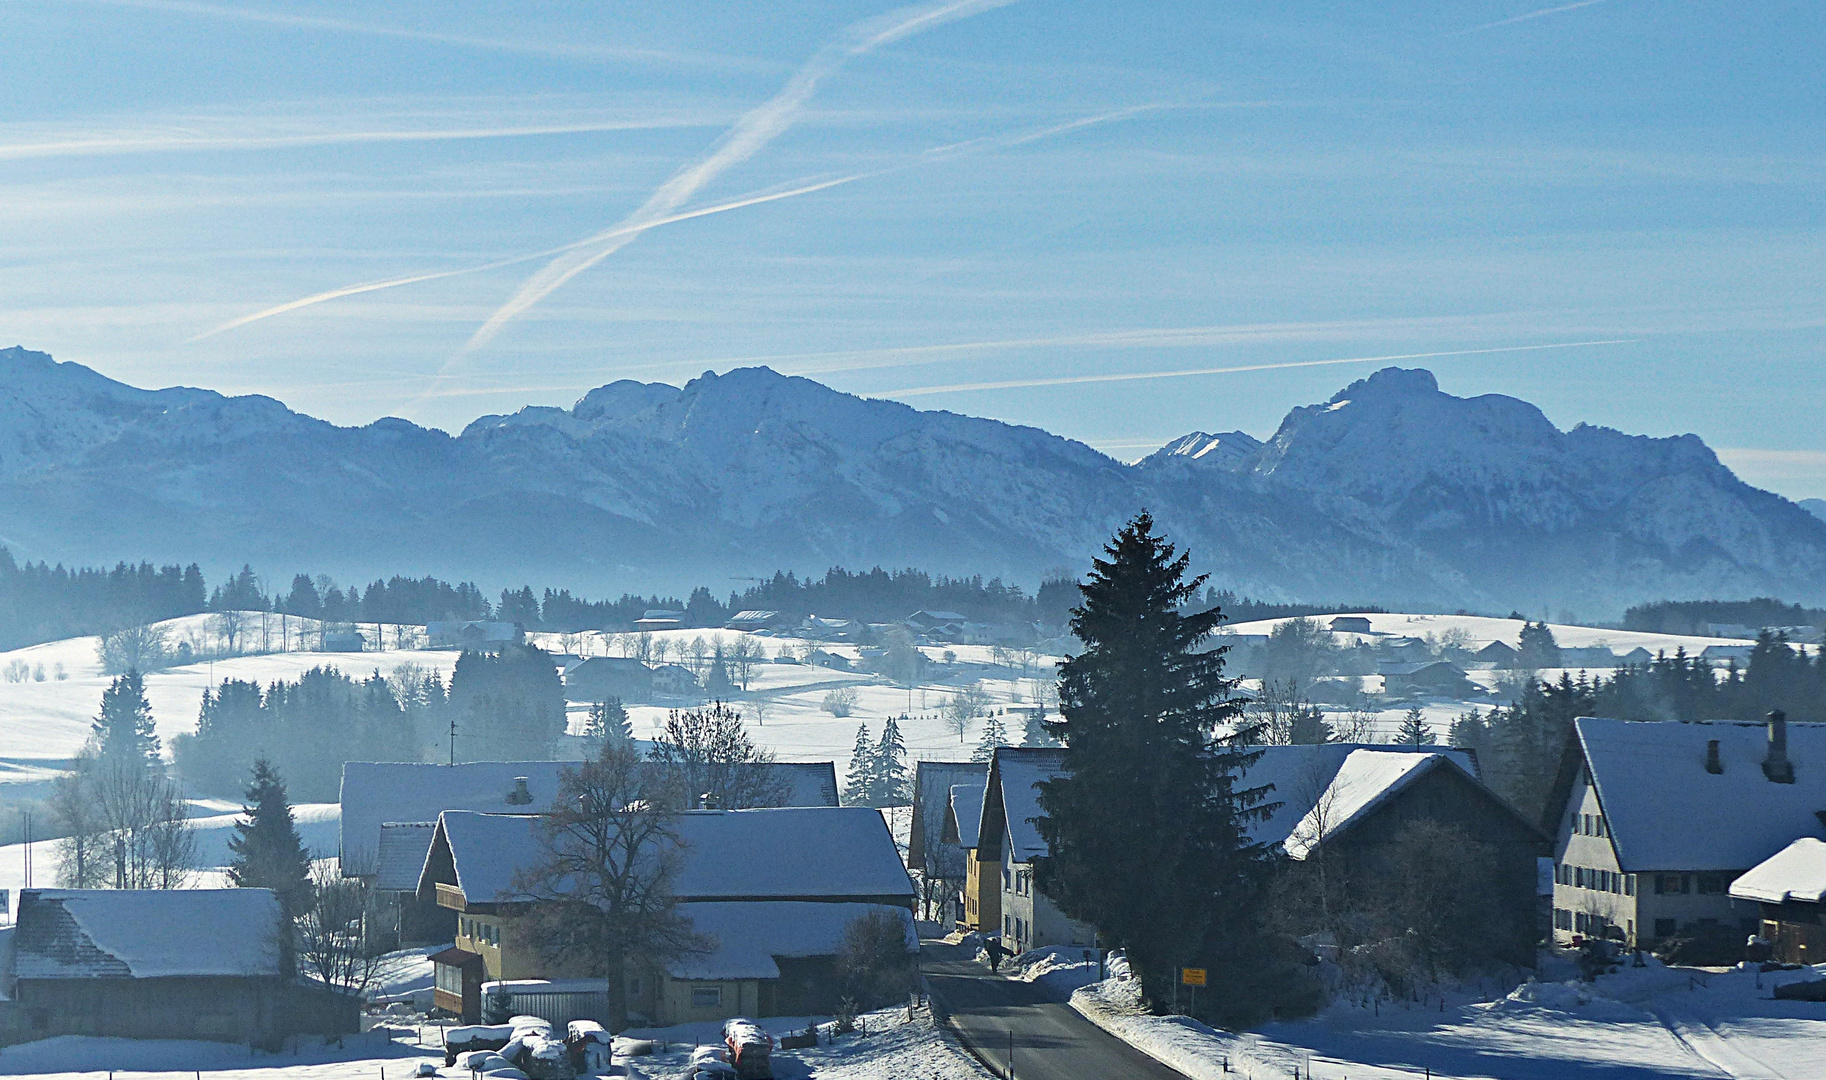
[2,346,1822,613]
[1803,498,1826,524]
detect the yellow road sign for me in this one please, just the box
[1181,967,1206,986]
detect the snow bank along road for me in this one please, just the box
[922,939,1188,1080]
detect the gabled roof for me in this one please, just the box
[1235,743,1480,851]
[949,783,986,848]
[13,890,282,980]
[341,761,572,875]
[1732,838,1826,905]
[344,759,837,878]
[986,747,1068,863]
[908,760,988,866]
[667,902,915,980]
[1280,751,1475,860]
[1574,716,1826,872]
[423,806,914,907]
[375,821,439,892]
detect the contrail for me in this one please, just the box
[1455,0,1614,35]
[882,340,1639,396]
[192,99,1152,342]
[186,175,869,341]
[459,0,1017,355]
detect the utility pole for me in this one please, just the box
[449,717,458,766]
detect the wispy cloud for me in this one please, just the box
[185,174,870,341]
[55,0,771,70]
[190,100,1155,341]
[1454,0,1616,35]
[458,0,1018,356]
[0,117,719,162]
[879,340,1639,397]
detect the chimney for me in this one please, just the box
[1763,710,1795,784]
[507,776,532,805]
[1705,740,1723,775]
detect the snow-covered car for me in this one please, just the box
[722,1018,773,1080]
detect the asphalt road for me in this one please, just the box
[922,941,1189,1080]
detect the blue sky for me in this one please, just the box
[2,0,1822,497]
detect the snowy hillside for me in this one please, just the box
[4,346,1824,613]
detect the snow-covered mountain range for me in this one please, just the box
[3,346,1822,615]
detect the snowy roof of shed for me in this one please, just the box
[1731,838,1826,905]
[1578,717,1826,872]
[1236,743,1480,852]
[992,747,1067,862]
[345,759,836,878]
[667,902,916,980]
[375,821,439,892]
[950,784,986,848]
[1279,751,1474,860]
[12,889,282,980]
[426,806,913,906]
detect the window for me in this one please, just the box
[1003,868,1012,890]
[691,986,721,1009]
[1697,874,1727,895]
[436,964,463,994]
[1625,874,1635,897]
[1611,873,1622,895]
[1596,816,1607,838]
[1654,918,1676,939]
[1004,915,1012,936]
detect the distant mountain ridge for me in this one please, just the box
[2,345,1823,615]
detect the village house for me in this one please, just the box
[1329,616,1374,635]
[1379,660,1478,698]
[725,610,794,633]
[973,748,1098,955]
[1546,713,1826,949]
[1731,838,1826,965]
[906,760,988,925]
[650,662,703,697]
[1473,640,1520,669]
[945,782,991,934]
[340,759,839,945]
[634,609,685,631]
[563,656,655,703]
[418,806,915,1026]
[427,620,524,651]
[0,889,355,1046]
[1242,743,1549,963]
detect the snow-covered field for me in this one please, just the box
[1224,611,1760,656]
[0,1004,990,1080]
[1073,955,1826,1080]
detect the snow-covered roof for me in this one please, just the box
[666,902,915,980]
[375,821,439,892]
[908,759,988,865]
[341,761,571,875]
[1280,750,1475,860]
[1236,743,1480,851]
[950,783,986,848]
[12,889,282,980]
[1579,717,1826,872]
[345,759,837,878]
[992,748,1068,863]
[1731,839,1826,905]
[427,806,914,906]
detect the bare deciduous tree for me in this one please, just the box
[97,622,172,674]
[514,742,708,1032]
[649,703,790,809]
[296,859,385,993]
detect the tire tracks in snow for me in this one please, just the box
[1651,1003,1785,1080]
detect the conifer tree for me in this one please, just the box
[1036,512,1300,1026]
[587,699,633,743]
[871,716,909,805]
[227,758,313,918]
[844,723,875,806]
[970,714,1007,763]
[1398,706,1430,745]
[1020,712,1060,747]
[94,671,160,765]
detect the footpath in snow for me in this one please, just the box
[1070,956,1826,1080]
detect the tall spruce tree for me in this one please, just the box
[871,716,909,805]
[971,713,1007,763]
[226,758,313,918]
[844,723,875,806]
[1035,512,1302,1025]
[1397,706,1430,745]
[94,671,160,765]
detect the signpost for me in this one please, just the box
[1181,967,1205,1016]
